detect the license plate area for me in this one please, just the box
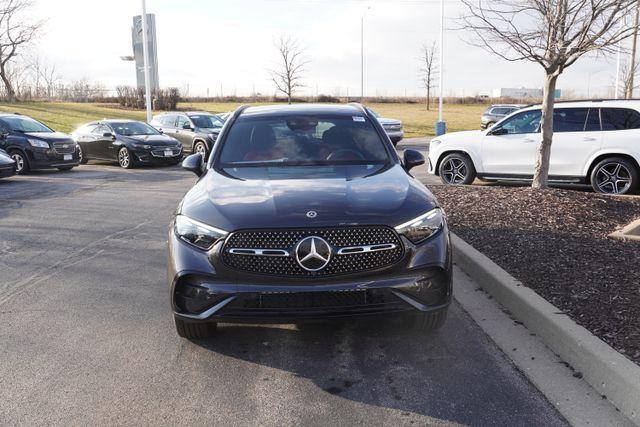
[164,150,172,157]
[63,154,72,161]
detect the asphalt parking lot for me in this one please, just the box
[0,161,566,425]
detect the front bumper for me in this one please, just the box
[29,147,80,170]
[0,164,16,178]
[385,130,404,143]
[168,225,452,324]
[133,147,183,164]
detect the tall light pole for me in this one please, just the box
[361,6,371,102]
[141,0,152,123]
[435,0,446,135]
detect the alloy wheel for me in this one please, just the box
[195,143,207,157]
[11,153,24,173]
[78,146,84,163]
[441,158,468,184]
[118,148,130,168]
[595,162,632,194]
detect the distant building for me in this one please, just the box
[132,14,159,92]
[492,87,562,99]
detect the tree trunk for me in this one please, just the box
[426,85,431,111]
[0,65,16,102]
[531,73,558,189]
[626,0,640,99]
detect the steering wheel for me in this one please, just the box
[326,149,365,161]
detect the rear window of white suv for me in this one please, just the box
[601,108,640,131]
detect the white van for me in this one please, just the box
[428,100,640,195]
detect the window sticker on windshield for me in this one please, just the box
[353,116,365,122]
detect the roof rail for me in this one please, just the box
[523,98,640,108]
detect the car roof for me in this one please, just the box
[154,111,218,116]
[520,99,640,111]
[240,103,365,117]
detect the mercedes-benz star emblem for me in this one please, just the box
[306,211,317,218]
[295,236,331,271]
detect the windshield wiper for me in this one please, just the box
[230,158,289,165]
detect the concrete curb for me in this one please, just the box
[451,233,640,424]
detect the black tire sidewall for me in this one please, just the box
[438,153,476,185]
[590,157,638,195]
[118,147,134,169]
[10,150,29,175]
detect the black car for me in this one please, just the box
[0,113,79,174]
[168,104,452,339]
[150,111,224,161]
[73,120,183,168]
[0,148,16,179]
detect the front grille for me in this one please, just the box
[52,142,75,154]
[151,147,181,157]
[221,227,404,277]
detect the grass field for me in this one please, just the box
[0,101,486,138]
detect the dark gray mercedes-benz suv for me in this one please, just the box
[168,104,452,339]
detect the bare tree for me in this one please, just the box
[418,41,438,110]
[461,0,636,189]
[270,36,307,104]
[625,0,640,98]
[0,0,43,101]
[621,58,640,96]
[38,60,58,100]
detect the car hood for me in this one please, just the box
[197,127,222,134]
[179,164,437,231]
[377,117,402,126]
[25,132,74,142]
[121,134,180,146]
[435,130,484,143]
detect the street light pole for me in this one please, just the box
[434,0,446,136]
[361,6,370,103]
[141,0,152,123]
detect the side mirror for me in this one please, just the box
[488,127,508,136]
[182,123,193,130]
[182,153,204,177]
[403,149,425,171]
[103,132,116,141]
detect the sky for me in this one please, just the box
[30,0,626,98]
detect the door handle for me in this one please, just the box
[522,138,535,143]
[582,137,597,141]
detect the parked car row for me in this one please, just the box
[0,111,228,176]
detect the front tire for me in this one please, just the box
[9,150,30,175]
[438,153,476,185]
[193,141,209,160]
[590,157,638,195]
[78,145,88,164]
[118,147,134,169]
[174,316,217,339]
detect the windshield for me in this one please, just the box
[110,121,160,136]
[218,114,390,167]
[189,114,224,129]
[0,116,53,133]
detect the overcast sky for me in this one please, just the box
[32,0,625,98]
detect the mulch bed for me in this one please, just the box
[429,184,640,365]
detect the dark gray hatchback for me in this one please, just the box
[168,104,452,339]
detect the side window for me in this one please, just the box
[161,115,177,127]
[498,110,541,134]
[177,116,191,129]
[553,108,589,133]
[492,107,509,115]
[92,125,110,136]
[0,120,8,133]
[585,108,601,132]
[601,108,640,131]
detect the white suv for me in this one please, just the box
[428,100,640,195]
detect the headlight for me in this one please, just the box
[28,139,49,148]
[174,214,228,250]
[395,208,445,244]
[132,143,152,149]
